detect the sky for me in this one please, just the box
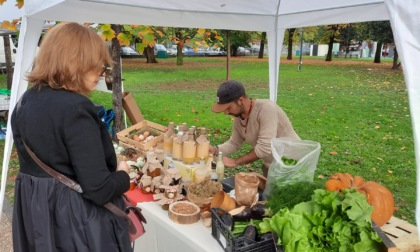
[0,0,23,21]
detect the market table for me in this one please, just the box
[126,188,224,252]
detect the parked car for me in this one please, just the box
[184,46,196,56]
[154,44,167,55]
[204,47,227,56]
[120,46,140,56]
[167,45,186,56]
[167,45,177,56]
[238,46,251,56]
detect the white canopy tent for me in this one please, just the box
[1,0,419,232]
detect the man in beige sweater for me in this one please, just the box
[210,80,300,177]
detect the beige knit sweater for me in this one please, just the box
[218,99,300,168]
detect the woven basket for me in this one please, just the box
[187,180,222,207]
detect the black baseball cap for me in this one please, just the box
[211,80,246,113]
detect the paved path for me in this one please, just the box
[0,199,13,252]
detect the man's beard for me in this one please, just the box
[229,104,245,118]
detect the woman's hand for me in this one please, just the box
[117,161,130,174]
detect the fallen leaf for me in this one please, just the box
[344,151,351,155]
[213,134,219,138]
[317,175,324,179]
[329,151,338,155]
[377,157,384,161]
[387,170,393,174]
[375,125,380,129]
[191,108,196,113]
[401,146,406,150]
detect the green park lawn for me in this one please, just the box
[0,55,415,224]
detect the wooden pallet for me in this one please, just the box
[380,216,420,252]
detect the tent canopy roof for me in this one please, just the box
[26,0,389,31]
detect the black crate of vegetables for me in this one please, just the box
[211,207,278,252]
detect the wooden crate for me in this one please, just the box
[373,216,420,252]
[117,120,166,151]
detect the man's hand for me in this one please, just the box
[223,157,238,168]
[209,145,219,155]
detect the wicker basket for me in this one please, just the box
[187,179,222,208]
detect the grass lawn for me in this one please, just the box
[0,55,415,224]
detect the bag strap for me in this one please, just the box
[22,140,137,233]
[23,141,83,193]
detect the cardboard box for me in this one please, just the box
[122,92,144,124]
[164,156,198,182]
[117,120,166,151]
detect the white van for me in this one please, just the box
[154,44,167,55]
[0,35,18,68]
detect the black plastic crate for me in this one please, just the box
[211,207,277,252]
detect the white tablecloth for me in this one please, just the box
[134,201,224,252]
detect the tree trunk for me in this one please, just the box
[258,32,266,59]
[287,28,296,60]
[325,34,334,61]
[176,40,184,66]
[232,47,238,57]
[374,41,382,63]
[392,46,400,69]
[226,30,231,80]
[110,24,123,139]
[2,36,13,89]
[144,47,158,63]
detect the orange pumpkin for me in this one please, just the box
[325,172,395,226]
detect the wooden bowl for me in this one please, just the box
[168,201,201,224]
[210,191,237,212]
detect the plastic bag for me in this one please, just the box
[263,138,321,198]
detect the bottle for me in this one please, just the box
[168,160,175,169]
[216,151,225,182]
[194,157,209,183]
[206,154,213,171]
[195,127,210,162]
[172,123,187,161]
[210,161,219,182]
[182,127,197,164]
[163,122,175,157]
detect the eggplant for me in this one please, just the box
[220,212,235,231]
[242,223,258,242]
[232,207,252,222]
[250,203,270,220]
[259,232,274,242]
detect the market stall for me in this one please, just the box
[113,123,403,251]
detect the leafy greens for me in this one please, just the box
[260,189,382,251]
